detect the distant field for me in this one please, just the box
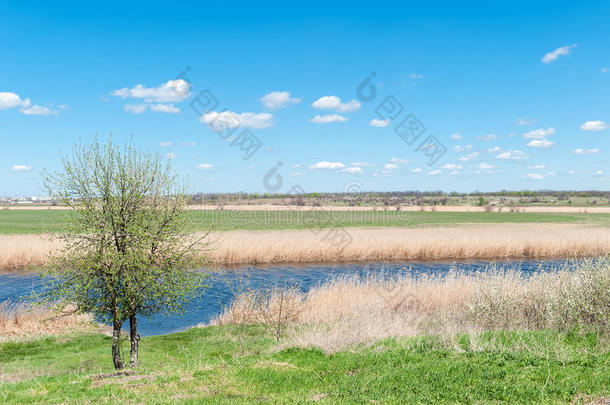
[1,209,610,234]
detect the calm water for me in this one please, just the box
[0,259,573,336]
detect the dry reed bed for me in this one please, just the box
[0,303,97,342]
[214,258,610,352]
[2,224,610,271]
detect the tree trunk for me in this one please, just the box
[112,319,124,370]
[129,315,140,368]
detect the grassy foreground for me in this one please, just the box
[1,209,610,234]
[0,327,608,404]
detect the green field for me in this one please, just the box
[1,209,610,234]
[1,327,608,403]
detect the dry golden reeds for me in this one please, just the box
[1,224,609,271]
[0,303,97,342]
[213,258,610,352]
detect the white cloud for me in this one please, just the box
[111,79,191,103]
[0,92,58,116]
[20,105,55,116]
[181,141,197,147]
[166,152,177,160]
[496,150,529,160]
[573,148,600,155]
[528,165,547,169]
[391,157,409,164]
[441,163,462,170]
[602,67,609,73]
[451,133,462,140]
[340,167,363,174]
[201,111,274,129]
[580,120,608,132]
[409,73,423,80]
[289,172,302,176]
[369,118,390,127]
[450,171,460,175]
[11,165,32,172]
[197,163,215,170]
[541,44,577,64]
[149,103,180,113]
[411,168,422,173]
[309,161,346,170]
[0,92,25,110]
[260,91,301,110]
[459,152,480,162]
[454,144,472,152]
[428,169,442,176]
[522,128,555,139]
[526,173,544,180]
[527,139,555,148]
[477,163,496,170]
[309,114,348,124]
[476,134,497,141]
[383,163,399,171]
[352,161,373,167]
[311,96,360,113]
[159,142,173,147]
[487,146,502,153]
[516,117,537,126]
[596,170,604,175]
[124,104,147,114]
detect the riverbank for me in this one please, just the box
[2,223,610,271]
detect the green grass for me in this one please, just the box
[0,327,608,403]
[1,209,610,234]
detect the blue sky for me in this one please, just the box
[1,1,609,196]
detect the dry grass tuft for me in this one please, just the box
[0,303,97,342]
[214,258,610,352]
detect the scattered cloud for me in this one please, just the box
[11,164,32,172]
[428,169,442,176]
[260,91,301,110]
[369,118,390,127]
[352,161,373,167]
[516,117,537,126]
[528,165,547,169]
[309,161,346,170]
[391,157,409,164]
[522,128,555,139]
[197,163,215,170]
[312,96,360,113]
[383,163,399,171]
[124,104,147,114]
[476,134,497,141]
[454,144,472,152]
[526,173,544,180]
[340,167,363,174]
[401,73,424,87]
[451,133,462,140]
[459,152,480,162]
[602,67,609,73]
[0,92,59,116]
[527,139,555,148]
[478,163,496,170]
[541,44,577,64]
[181,141,197,147]
[149,103,180,113]
[580,120,608,132]
[441,163,462,170]
[496,150,529,160]
[410,168,422,173]
[201,111,274,129]
[159,142,173,147]
[573,148,599,155]
[166,152,177,160]
[487,146,502,153]
[111,79,191,103]
[309,114,348,124]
